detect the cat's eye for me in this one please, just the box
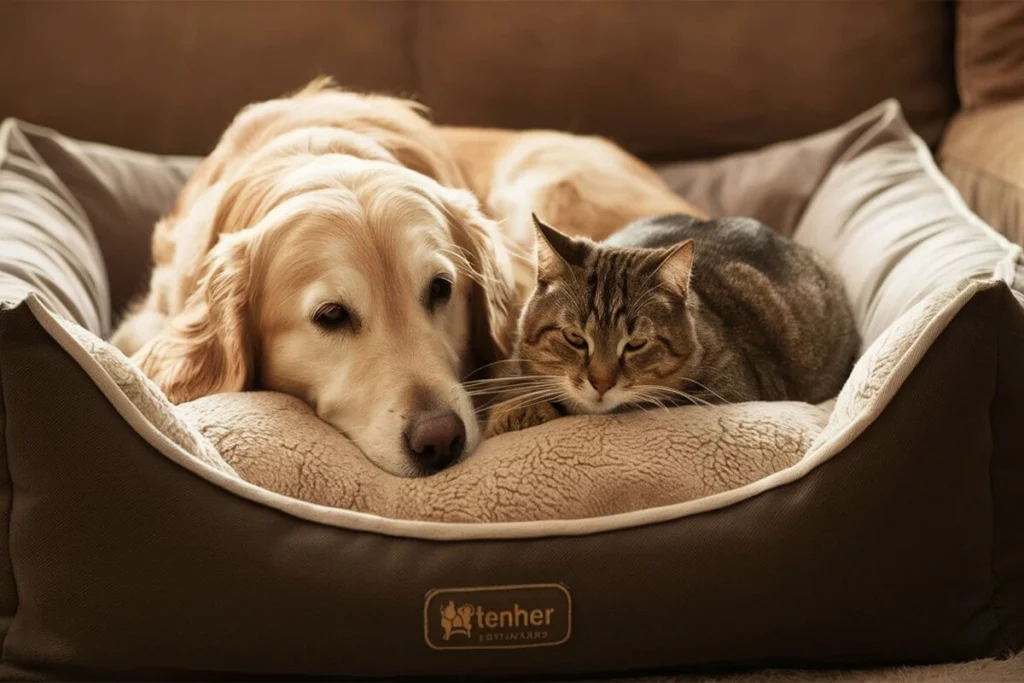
[625,339,648,352]
[313,303,351,330]
[428,276,453,310]
[563,329,588,350]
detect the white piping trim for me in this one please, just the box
[21,280,993,541]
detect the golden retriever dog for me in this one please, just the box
[113,78,704,477]
[112,78,516,477]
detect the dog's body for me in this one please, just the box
[442,126,704,241]
[440,127,706,298]
[113,80,702,476]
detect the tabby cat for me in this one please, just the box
[483,213,859,437]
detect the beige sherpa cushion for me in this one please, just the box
[177,395,829,522]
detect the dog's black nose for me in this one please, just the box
[403,409,466,472]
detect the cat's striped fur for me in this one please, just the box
[483,214,859,437]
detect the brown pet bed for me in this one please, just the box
[0,101,1022,680]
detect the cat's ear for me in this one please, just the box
[532,214,587,280]
[654,240,694,297]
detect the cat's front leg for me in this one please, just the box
[485,400,561,438]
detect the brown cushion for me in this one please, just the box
[955,1,1024,110]
[0,119,196,336]
[939,100,1024,246]
[0,120,108,334]
[24,128,199,320]
[0,1,955,159]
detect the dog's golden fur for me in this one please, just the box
[440,126,705,240]
[113,79,514,476]
[112,78,703,476]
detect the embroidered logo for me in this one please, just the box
[424,583,571,650]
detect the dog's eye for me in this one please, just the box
[312,303,350,329]
[563,329,588,350]
[625,338,648,352]
[429,276,453,309]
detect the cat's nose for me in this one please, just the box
[588,375,616,397]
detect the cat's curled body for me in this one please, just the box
[484,214,859,437]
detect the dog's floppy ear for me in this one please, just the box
[441,189,515,372]
[133,232,255,404]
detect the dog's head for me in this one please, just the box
[135,153,513,476]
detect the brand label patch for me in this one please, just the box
[424,583,571,650]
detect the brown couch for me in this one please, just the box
[2,1,1023,244]
[2,4,1024,682]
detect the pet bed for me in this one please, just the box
[0,100,1022,681]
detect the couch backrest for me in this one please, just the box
[0,1,957,160]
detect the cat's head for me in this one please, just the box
[515,215,697,414]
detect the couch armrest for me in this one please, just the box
[938,100,1024,246]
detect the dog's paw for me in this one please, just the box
[485,401,561,438]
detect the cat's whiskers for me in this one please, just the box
[656,386,715,407]
[673,376,734,405]
[696,368,740,397]
[468,377,568,415]
[461,358,527,381]
[463,379,554,392]
[462,375,564,393]
[626,390,672,413]
[497,389,565,407]
[649,397,672,413]
[465,384,561,399]
[475,388,568,417]
[627,390,673,412]
[462,373,561,385]
[629,385,715,409]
